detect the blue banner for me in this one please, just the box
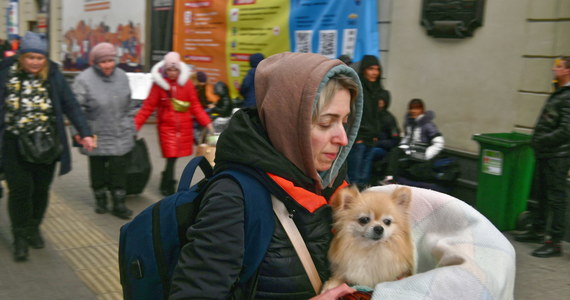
[289,0,379,62]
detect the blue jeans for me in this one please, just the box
[347,144,387,184]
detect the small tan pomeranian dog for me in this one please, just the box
[322,186,415,292]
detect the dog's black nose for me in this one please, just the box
[373,226,384,236]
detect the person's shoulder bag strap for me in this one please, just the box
[271,195,322,294]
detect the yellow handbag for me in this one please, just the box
[170,98,190,112]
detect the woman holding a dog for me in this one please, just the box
[169,52,364,299]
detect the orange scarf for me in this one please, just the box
[267,173,348,213]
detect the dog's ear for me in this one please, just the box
[330,185,360,211]
[391,186,412,209]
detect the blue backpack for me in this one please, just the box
[119,156,275,300]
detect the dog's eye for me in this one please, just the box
[383,219,392,226]
[358,217,370,225]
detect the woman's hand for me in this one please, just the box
[310,284,356,300]
[81,136,96,152]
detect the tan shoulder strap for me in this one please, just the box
[271,195,322,294]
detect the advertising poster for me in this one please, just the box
[174,0,378,97]
[150,0,175,66]
[225,0,290,91]
[173,0,229,85]
[61,0,146,71]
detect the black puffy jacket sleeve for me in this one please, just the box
[170,178,245,299]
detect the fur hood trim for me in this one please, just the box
[150,60,191,90]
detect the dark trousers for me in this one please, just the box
[88,154,128,192]
[164,157,178,180]
[3,133,56,231]
[347,143,372,184]
[385,147,410,176]
[533,157,570,242]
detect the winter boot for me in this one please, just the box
[160,171,175,196]
[13,228,29,262]
[111,189,132,220]
[27,226,45,249]
[532,240,562,258]
[94,188,108,214]
[513,230,544,243]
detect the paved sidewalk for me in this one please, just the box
[0,124,568,299]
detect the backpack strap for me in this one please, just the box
[177,156,214,192]
[215,169,274,283]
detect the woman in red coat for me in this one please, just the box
[135,52,212,195]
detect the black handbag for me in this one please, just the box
[15,77,62,164]
[18,126,63,164]
[125,138,152,195]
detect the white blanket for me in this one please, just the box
[368,185,515,300]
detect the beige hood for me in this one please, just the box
[255,52,363,190]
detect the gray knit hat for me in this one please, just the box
[20,31,48,55]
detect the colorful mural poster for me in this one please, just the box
[61,0,146,71]
[174,0,378,97]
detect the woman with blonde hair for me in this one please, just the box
[0,32,95,261]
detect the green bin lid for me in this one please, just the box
[472,132,532,148]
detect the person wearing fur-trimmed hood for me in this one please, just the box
[134,52,213,196]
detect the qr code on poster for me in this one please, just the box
[319,30,337,58]
[295,30,312,53]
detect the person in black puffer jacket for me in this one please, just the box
[514,56,570,258]
[347,55,391,186]
[169,52,363,299]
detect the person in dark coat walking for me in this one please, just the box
[239,53,264,107]
[514,56,570,258]
[0,32,95,261]
[169,52,364,299]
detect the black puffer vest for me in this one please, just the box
[253,193,333,299]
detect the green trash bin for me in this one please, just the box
[472,132,535,231]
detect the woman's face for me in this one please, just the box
[97,58,116,76]
[21,53,47,74]
[166,67,180,80]
[311,88,351,172]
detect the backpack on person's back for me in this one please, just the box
[118,156,274,299]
